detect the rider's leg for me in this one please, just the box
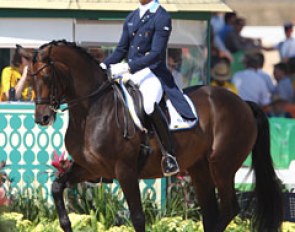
[137,70,179,176]
[149,104,180,176]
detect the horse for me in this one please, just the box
[20,40,283,232]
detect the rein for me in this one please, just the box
[61,80,113,112]
[32,43,136,139]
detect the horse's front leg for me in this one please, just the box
[116,162,145,232]
[52,162,95,232]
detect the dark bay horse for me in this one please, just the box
[21,41,283,232]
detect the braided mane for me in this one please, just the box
[39,40,100,64]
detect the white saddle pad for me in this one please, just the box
[166,95,198,131]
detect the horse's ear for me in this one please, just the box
[16,44,33,61]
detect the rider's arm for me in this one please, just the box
[104,19,130,67]
[128,13,171,74]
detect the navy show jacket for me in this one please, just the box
[104,5,195,120]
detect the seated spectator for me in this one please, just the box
[256,52,275,93]
[210,58,238,95]
[273,62,294,103]
[232,53,271,106]
[0,46,34,101]
[267,94,292,118]
[225,17,261,54]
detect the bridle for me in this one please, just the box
[31,43,135,139]
[30,46,113,112]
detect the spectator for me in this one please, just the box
[0,46,34,101]
[167,48,183,90]
[225,17,261,54]
[218,12,237,43]
[277,22,295,62]
[267,94,292,118]
[264,22,295,63]
[210,26,233,64]
[256,52,275,93]
[287,57,295,94]
[210,12,225,36]
[232,53,271,106]
[273,62,294,103]
[210,58,238,95]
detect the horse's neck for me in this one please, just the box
[67,89,115,130]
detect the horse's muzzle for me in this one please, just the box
[34,105,55,126]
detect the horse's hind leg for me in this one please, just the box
[188,159,219,232]
[215,177,239,231]
[52,162,96,232]
[116,162,145,232]
[210,157,240,231]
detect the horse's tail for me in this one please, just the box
[246,101,283,231]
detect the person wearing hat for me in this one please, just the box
[210,58,238,95]
[0,45,34,101]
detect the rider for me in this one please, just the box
[100,0,196,176]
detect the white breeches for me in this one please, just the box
[129,68,163,115]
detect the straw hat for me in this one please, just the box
[211,61,231,81]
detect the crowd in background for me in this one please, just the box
[210,11,295,118]
[1,11,295,120]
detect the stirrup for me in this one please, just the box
[161,153,180,177]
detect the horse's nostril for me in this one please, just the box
[43,115,50,124]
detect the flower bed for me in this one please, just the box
[1,212,295,232]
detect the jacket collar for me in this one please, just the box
[138,0,160,18]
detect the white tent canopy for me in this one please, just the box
[0,18,206,48]
[76,19,207,48]
[0,18,74,48]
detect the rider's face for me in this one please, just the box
[139,0,153,5]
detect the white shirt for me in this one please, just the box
[139,0,159,18]
[232,68,271,106]
[257,69,275,93]
[276,37,295,60]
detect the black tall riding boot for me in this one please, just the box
[149,104,180,177]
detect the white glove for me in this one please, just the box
[100,63,107,70]
[110,63,130,79]
[121,73,132,84]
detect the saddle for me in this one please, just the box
[115,80,199,172]
[123,80,198,132]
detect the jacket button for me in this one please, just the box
[132,32,135,36]
[139,34,142,37]
[137,46,140,50]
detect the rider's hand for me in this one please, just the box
[100,63,107,70]
[121,73,132,84]
[110,63,130,78]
